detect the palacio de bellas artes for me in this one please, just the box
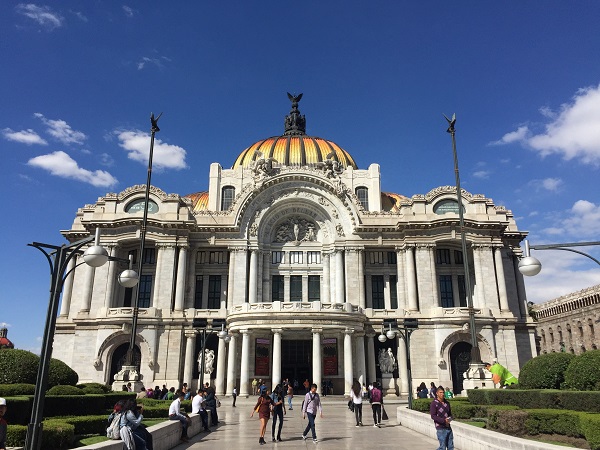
[53,94,536,398]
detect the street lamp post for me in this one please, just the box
[25,229,138,450]
[519,239,600,276]
[444,114,481,364]
[378,319,419,409]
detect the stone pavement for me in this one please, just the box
[172,396,439,450]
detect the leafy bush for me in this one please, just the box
[564,350,600,391]
[412,398,432,412]
[524,409,585,437]
[0,383,36,396]
[77,382,111,394]
[518,352,575,389]
[41,419,76,449]
[44,394,106,417]
[3,396,33,425]
[581,413,600,450]
[46,385,83,396]
[0,349,39,384]
[486,408,529,435]
[48,358,79,387]
[62,415,108,435]
[6,424,27,447]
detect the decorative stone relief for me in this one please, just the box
[274,217,318,245]
[317,152,344,179]
[336,224,345,237]
[250,150,278,178]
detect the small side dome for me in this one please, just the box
[184,191,209,211]
[381,192,408,212]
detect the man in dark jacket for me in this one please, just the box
[430,386,453,450]
[204,386,218,426]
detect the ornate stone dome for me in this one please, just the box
[232,93,358,170]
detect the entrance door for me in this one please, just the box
[110,343,141,385]
[282,340,312,393]
[450,341,472,394]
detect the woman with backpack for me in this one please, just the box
[369,381,383,428]
[350,379,363,426]
[120,399,153,450]
[251,388,274,445]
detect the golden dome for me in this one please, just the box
[381,192,408,212]
[232,93,358,170]
[185,191,209,211]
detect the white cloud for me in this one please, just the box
[137,56,171,70]
[99,152,114,167]
[116,130,187,170]
[15,4,64,30]
[34,113,86,145]
[70,10,88,22]
[493,84,600,165]
[0,322,11,328]
[488,126,529,146]
[527,177,563,192]
[123,5,134,17]
[539,199,600,239]
[472,170,490,179]
[27,151,118,187]
[2,128,47,145]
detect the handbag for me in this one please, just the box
[216,397,221,408]
[347,400,354,412]
[382,405,389,421]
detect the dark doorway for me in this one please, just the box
[282,339,312,393]
[110,343,141,385]
[450,341,472,394]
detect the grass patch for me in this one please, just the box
[463,421,486,428]
[73,419,167,447]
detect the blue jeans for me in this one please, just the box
[288,395,293,409]
[170,414,188,438]
[303,412,317,439]
[436,428,454,450]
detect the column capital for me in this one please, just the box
[240,329,250,335]
[366,332,376,338]
[156,242,176,249]
[344,327,355,335]
[184,329,198,338]
[311,327,323,334]
[177,243,190,250]
[272,328,283,335]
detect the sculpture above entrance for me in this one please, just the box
[274,216,318,245]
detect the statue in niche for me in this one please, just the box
[274,217,318,244]
[378,348,396,374]
[336,223,345,237]
[198,349,215,375]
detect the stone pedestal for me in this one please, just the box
[380,373,398,397]
[112,365,144,392]
[461,363,493,394]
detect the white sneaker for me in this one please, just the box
[373,424,378,427]
[302,434,307,441]
[313,439,319,443]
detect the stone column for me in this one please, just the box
[215,336,227,396]
[330,252,336,302]
[80,264,95,313]
[262,251,271,303]
[233,248,248,305]
[302,276,309,302]
[174,245,188,311]
[365,276,373,308]
[397,335,408,396]
[257,249,263,302]
[344,328,354,394]
[429,246,439,307]
[366,333,377,384]
[186,246,197,309]
[513,255,528,319]
[357,249,365,309]
[183,330,196,388]
[272,329,282,388]
[335,250,345,303]
[248,250,258,303]
[494,247,509,311]
[60,256,77,316]
[354,334,366,385]
[226,334,237,397]
[322,253,331,303]
[227,249,236,309]
[239,330,250,396]
[383,274,391,310]
[283,275,290,302]
[405,246,418,311]
[103,245,117,310]
[312,328,322,388]
[152,244,165,308]
[396,248,406,310]
[154,244,176,310]
[473,246,485,309]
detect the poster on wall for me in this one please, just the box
[255,338,270,376]
[323,338,338,376]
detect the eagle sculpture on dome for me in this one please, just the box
[287,92,303,106]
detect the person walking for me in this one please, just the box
[251,388,274,445]
[430,386,454,450]
[369,381,383,427]
[350,379,363,426]
[270,384,286,442]
[301,383,323,443]
[232,386,238,407]
[287,382,294,410]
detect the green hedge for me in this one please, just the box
[48,359,79,387]
[564,350,600,391]
[6,424,28,448]
[76,382,111,393]
[467,389,600,413]
[0,383,36,396]
[103,391,136,409]
[47,385,84,396]
[0,349,39,384]
[44,394,107,418]
[518,352,575,389]
[61,414,108,435]
[3,396,32,425]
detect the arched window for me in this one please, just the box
[355,187,369,210]
[221,186,235,211]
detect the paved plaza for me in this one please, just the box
[173,396,439,450]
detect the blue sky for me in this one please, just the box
[1,1,599,354]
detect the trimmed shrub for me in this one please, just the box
[46,385,83,396]
[48,358,79,387]
[0,383,36,396]
[412,398,432,412]
[6,424,28,448]
[3,396,33,425]
[525,409,584,437]
[139,403,171,418]
[62,414,108,435]
[581,413,600,450]
[564,350,600,391]
[103,392,136,409]
[487,408,529,435]
[77,382,111,393]
[44,394,106,417]
[0,349,39,384]
[42,419,76,449]
[556,390,600,413]
[518,352,575,389]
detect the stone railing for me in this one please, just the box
[229,301,362,314]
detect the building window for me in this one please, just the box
[209,251,225,264]
[290,251,303,264]
[272,251,284,264]
[387,252,397,265]
[290,276,302,301]
[439,275,454,308]
[436,249,451,265]
[368,251,384,264]
[138,274,153,308]
[433,199,462,214]
[356,187,369,210]
[372,275,385,309]
[454,250,464,265]
[589,318,595,337]
[272,275,284,301]
[194,275,203,308]
[196,251,207,264]
[308,275,320,301]
[208,275,221,309]
[390,275,398,309]
[221,186,235,211]
[142,248,156,264]
[307,251,321,264]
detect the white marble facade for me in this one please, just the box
[53,103,536,396]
